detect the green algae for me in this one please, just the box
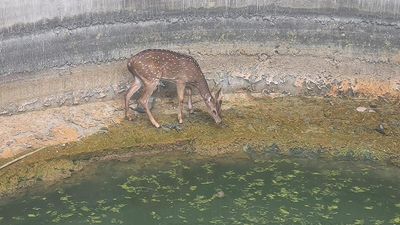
[0,96,399,198]
[1,155,399,224]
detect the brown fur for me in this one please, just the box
[125,49,222,127]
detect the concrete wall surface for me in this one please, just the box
[0,0,399,114]
[2,0,400,29]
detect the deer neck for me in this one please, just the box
[196,77,213,101]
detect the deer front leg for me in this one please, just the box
[176,82,186,124]
[186,86,194,114]
[139,81,160,128]
[125,77,142,120]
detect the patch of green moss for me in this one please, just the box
[0,96,399,198]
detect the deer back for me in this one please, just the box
[128,49,204,84]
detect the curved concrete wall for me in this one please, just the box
[0,0,399,114]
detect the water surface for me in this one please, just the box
[0,153,399,224]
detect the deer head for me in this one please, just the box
[205,88,223,124]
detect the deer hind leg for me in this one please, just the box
[186,86,194,114]
[125,77,142,120]
[176,82,186,124]
[139,80,160,128]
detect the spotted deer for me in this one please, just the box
[125,49,223,128]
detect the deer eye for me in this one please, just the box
[212,110,217,115]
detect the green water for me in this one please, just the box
[0,154,399,225]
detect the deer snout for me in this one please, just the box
[215,117,222,124]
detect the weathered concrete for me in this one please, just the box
[2,0,400,30]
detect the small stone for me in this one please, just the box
[375,124,385,135]
[17,106,26,112]
[368,109,376,113]
[369,103,378,108]
[98,127,109,134]
[174,125,182,132]
[99,127,109,131]
[243,144,254,153]
[215,191,225,198]
[97,93,107,99]
[129,103,138,110]
[162,124,182,132]
[356,107,367,112]
[6,140,15,146]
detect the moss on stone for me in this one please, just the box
[0,95,399,198]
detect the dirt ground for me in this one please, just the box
[0,92,399,198]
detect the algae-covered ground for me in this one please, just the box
[0,93,399,198]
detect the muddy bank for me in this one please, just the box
[0,93,399,198]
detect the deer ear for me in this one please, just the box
[207,96,212,103]
[215,88,223,102]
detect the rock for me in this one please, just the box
[243,144,257,160]
[374,124,385,135]
[6,140,15,146]
[356,106,367,112]
[17,106,26,112]
[99,127,109,131]
[98,130,108,134]
[243,144,254,153]
[162,124,182,132]
[97,92,107,99]
[129,103,138,110]
[263,143,281,156]
[98,127,109,134]
[368,109,376,113]
[215,191,225,198]
[361,150,375,161]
